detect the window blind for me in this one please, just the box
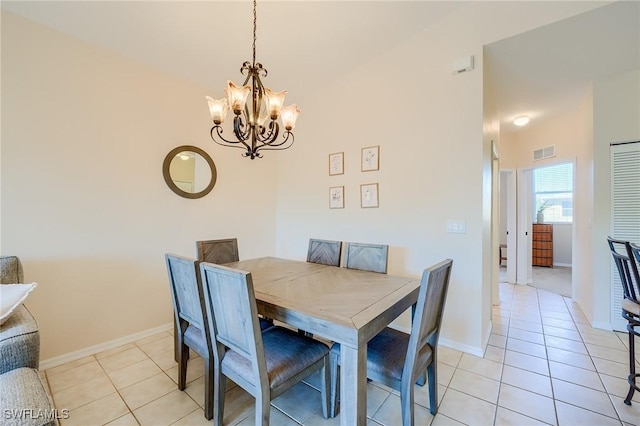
[533,162,573,223]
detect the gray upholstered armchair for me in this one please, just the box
[0,256,40,374]
[0,256,55,426]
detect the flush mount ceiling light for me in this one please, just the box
[205,0,300,160]
[513,115,530,126]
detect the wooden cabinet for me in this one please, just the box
[532,224,553,267]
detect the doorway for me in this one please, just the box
[499,161,575,297]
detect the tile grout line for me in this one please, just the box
[538,288,560,426]
[561,293,629,423]
[564,296,631,424]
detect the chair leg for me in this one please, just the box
[625,320,639,405]
[213,367,226,426]
[427,362,438,415]
[174,321,190,362]
[256,392,271,426]
[177,341,189,391]
[203,356,214,420]
[400,382,415,426]
[329,351,340,418]
[320,356,330,419]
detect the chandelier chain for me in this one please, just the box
[252,0,257,66]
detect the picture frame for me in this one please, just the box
[329,186,345,209]
[329,152,344,176]
[361,145,379,172]
[360,183,379,208]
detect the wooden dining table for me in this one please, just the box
[223,257,420,426]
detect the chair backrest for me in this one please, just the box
[403,259,453,381]
[199,262,266,379]
[307,239,342,266]
[0,256,24,284]
[629,242,640,277]
[165,254,208,332]
[196,238,239,264]
[607,237,640,303]
[344,242,389,274]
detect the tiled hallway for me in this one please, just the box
[41,282,639,425]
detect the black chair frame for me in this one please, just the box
[607,237,640,405]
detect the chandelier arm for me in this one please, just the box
[255,132,294,152]
[259,121,293,148]
[233,114,252,141]
[210,126,251,151]
[255,121,277,142]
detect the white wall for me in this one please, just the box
[553,224,572,266]
[592,69,640,329]
[273,1,605,354]
[1,12,277,360]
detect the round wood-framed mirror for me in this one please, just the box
[162,145,217,199]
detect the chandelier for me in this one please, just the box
[206,0,300,160]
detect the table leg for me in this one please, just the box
[340,344,367,426]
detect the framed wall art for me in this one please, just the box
[330,186,345,209]
[361,145,380,171]
[360,183,379,208]
[329,152,344,175]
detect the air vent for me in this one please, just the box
[533,145,555,161]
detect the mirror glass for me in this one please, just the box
[163,146,217,199]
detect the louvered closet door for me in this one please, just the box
[610,141,640,331]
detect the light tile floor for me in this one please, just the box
[41,282,640,425]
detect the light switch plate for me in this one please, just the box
[446,220,466,234]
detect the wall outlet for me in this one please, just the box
[446,220,466,234]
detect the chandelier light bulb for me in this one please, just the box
[226,81,251,114]
[256,108,269,128]
[206,96,229,125]
[281,104,300,131]
[264,88,287,120]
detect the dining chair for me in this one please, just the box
[196,238,240,264]
[329,259,453,423]
[608,237,640,405]
[343,242,389,274]
[165,253,215,420]
[307,238,342,267]
[199,262,331,426]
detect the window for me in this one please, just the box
[533,162,573,223]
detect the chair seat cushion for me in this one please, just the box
[183,319,273,357]
[0,367,55,426]
[183,324,208,357]
[331,327,433,382]
[223,326,329,389]
[622,298,640,316]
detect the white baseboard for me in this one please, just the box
[553,262,572,268]
[40,323,173,371]
[590,320,613,332]
[439,337,484,358]
[386,325,484,358]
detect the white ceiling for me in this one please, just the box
[3,1,639,131]
[485,0,640,131]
